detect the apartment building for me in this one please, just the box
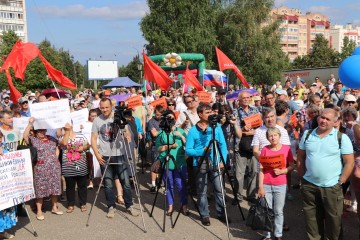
[330,24,360,53]
[0,0,27,42]
[271,6,330,61]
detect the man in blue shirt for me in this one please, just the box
[297,108,354,240]
[18,97,31,117]
[186,103,228,226]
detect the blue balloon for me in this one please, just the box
[353,46,360,56]
[338,55,360,88]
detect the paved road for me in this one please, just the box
[8,169,359,240]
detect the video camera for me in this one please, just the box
[208,113,232,127]
[113,105,132,129]
[159,110,175,134]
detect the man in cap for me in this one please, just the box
[276,89,299,119]
[18,97,31,117]
[330,81,344,106]
[1,94,12,110]
[342,94,357,108]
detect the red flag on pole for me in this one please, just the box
[183,63,203,91]
[5,70,21,103]
[143,52,173,90]
[215,47,250,88]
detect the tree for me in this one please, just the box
[340,36,356,61]
[119,55,142,82]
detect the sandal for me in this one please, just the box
[80,205,87,212]
[116,195,125,205]
[66,206,74,213]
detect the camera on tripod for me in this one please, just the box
[208,113,232,127]
[159,110,175,133]
[113,105,132,129]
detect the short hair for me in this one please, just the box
[308,93,320,104]
[89,109,98,116]
[183,95,195,104]
[99,97,112,106]
[342,106,358,120]
[197,103,212,114]
[212,103,222,112]
[238,90,250,98]
[265,92,275,98]
[10,103,20,111]
[262,107,275,119]
[275,100,289,116]
[266,127,281,140]
[154,105,165,113]
[0,110,13,118]
[307,104,321,115]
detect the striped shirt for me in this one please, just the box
[251,125,291,152]
[61,133,88,177]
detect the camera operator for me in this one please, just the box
[156,110,189,216]
[91,98,139,218]
[185,103,228,226]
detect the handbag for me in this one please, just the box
[246,197,275,232]
[150,159,163,174]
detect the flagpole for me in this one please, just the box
[48,75,61,99]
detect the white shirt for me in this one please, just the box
[175,109,200,133]
[251,124,291,152]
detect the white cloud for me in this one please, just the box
[32,2,148,20]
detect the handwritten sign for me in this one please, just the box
[150,97,168,108]
[244,113,262,128]
[259,154,286,169]
[198,91,212,103]
[30,99,71,130]
[13,117,30,139]
[125,95,142,109]
[0,149,35,211]
[70,109,89,132]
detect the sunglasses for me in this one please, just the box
[293,94,298,96]
[186,100,194,104]
[168,104,175,106]
[346,101,355,104]
[22,101,28,104]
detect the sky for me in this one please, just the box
[25,0,360,66]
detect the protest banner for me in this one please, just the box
[29,99,71,129]
[0,149,35,211]
[244,113,262,128]
[259,154,286,169]
[13,117,30,139]
[150,97,168,108]
[198,91,212,103]
[125,95,142,109]
[70,108,89,132]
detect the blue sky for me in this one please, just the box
[26,0,360,66]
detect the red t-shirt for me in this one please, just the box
[260,145,293,185]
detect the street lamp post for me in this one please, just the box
[137,63,143,85]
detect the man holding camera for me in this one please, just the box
[91,98,139,218]
[186,104,228,226]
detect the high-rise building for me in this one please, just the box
[271,6,330,62]
[0,0,27,42]
[330,24,360,53]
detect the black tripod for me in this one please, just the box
[194,121,245,240]
[149,130,200,232]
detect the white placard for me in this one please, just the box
[29,99,71,130]
[0,149,35,211]
[13,117,30,139]
[70,109,89,132]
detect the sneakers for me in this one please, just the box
[127,206,140,217]
[150,186,156,194]
[107,207,115,218]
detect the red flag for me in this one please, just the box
[143,52,173,90]
[5,70,21,104]
[0,40,40,81]
[38,53,76,90]
[183,63,203,91]
[215,47,250,88]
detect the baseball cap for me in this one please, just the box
[253,96,261,101]
[311,83,317,86]
[18,97,28,104]
[276,89,288,96]
[29,92,36,97]
[2,94,9,99]
[344,94,357,102]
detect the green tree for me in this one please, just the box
[340,36,356,61]
[140,0,219,67]
[119,55,142,82]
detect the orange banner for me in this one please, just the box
[150,97,168,108]
[125,95,142,109]
[198,91,212,103]
[259,154,286,169]
[244,113,262,128]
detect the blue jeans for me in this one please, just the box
[100,155,133,209]
[262,184,287,238]
[194,167,225,218]
[162,166,188,206]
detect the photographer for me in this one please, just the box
[185,104,228,226]
[155,110,189,216]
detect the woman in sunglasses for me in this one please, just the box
[167,100,179,120]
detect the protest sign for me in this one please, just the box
[30,99,71,129]
[150,97,168,108]
[198,91,212,103]
[125,95,142,109]
[70,108,89,132]
[13,117,30,139]
[259,154,286,169]
[289,113,298,127]
[0,149,35,211]
[244,113,262,128]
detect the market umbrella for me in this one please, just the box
[226,89,259,101]
[41,88,70,98]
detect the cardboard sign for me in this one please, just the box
[70,108,89,132]
[125,95,142,109]
[198,91,212,103]
[150,97,168,108]
[289,113,298,127]
[0,149,35,211]
[244,113,262,128]
[30,99,71,130]
[13,117,30,139]
[259,154,286,169]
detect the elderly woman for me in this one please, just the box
[23,117,63,220]
[258,127,294,240]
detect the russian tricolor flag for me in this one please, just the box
[203,69,227,87]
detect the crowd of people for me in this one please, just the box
[0,74,358,240]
